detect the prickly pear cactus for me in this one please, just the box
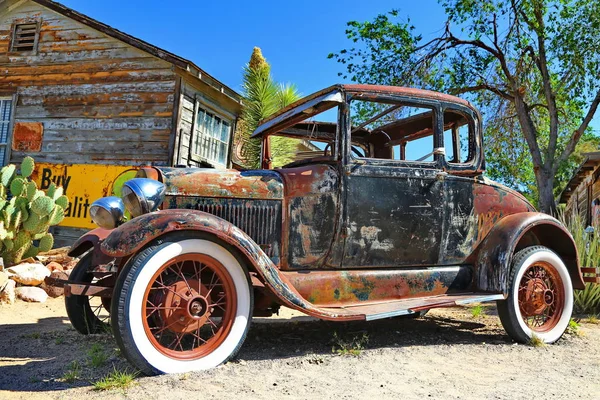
[0,157,70,265]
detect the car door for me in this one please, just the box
[342,161,445,268]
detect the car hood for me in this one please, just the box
[158,168,284,200]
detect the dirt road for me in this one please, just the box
[1,298,599,399]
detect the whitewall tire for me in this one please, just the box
[111,234,253,375]
[497,246,573,344]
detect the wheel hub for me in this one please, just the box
[517,262,565,332]
[157,279,213,334]
[521,278,551,316]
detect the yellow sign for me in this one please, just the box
[30,163,138,229]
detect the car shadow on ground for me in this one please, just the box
[239,311,511,362]
[0,309,509,392]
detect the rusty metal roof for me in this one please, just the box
[558,151,600,204]
[28,0,241,103]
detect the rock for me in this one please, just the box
[6,263,51,286]
[15,286,48,303]
[37,247,73,265]
[46,262,64,272]
[42,270,68,298]
[0,270,8,291]
[63,259,78,270]
[0,279,16,304]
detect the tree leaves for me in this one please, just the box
[329,0,600,212]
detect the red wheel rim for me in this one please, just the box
[142,254,237,360]
[517,261,565,333]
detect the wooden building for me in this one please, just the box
[559,152,600,225]
[0,0,243,244]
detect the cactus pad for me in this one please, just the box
[23,212,41,233]
[1,164,15,187]
[46,183,56,199]
[2,239,13,251]
[22,245,39,259]
[55,195,69,210]
[49,205,65,226]
[39,233,53,252]
[20,156,34,178]
[31,196,55,217]
[25,181,37,201]
[10,178,25,197]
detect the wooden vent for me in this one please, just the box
[11,23,39,52]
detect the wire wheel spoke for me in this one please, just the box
[518,262,565,333]
[141,253,237,359]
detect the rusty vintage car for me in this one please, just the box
[55,84,596,375]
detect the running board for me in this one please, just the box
[320,293,505,321]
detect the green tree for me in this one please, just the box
[329,1,600,213]
[235,48,301,169]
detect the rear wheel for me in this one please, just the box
[65,252,111,334]
[111,235,253,375]
[497,246,573,344]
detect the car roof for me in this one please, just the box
[252,84,475,138]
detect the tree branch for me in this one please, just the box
[449,84,514,101]
[530,6,560,171]
[558,89,600,165]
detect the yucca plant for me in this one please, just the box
[561,211,600,314]
[234,47,302,169]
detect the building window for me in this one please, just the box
[193,106,231,166]
[0,98,13,165]
[10,22,40,53]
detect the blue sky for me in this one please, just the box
[57,0,447,96]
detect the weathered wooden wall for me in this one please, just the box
[0,1,177,165]
[172,80,238,168]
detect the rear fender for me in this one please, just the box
[100,210,357,321]
[475,212,584,293]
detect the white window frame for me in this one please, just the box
[191,103,232,167]
[0,96,15,166]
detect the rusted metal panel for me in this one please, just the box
[159,167,284,200]
[277,164,340,269]
[440,176,533,264]
[283,266,472,306]
[475,212,584,292]
[11,121,43,151]
[343,165,445,267]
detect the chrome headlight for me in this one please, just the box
[90,196,125,229]
[121,178,166,217]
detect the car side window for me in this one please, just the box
[350,99,438,163]
[443,109,475,165]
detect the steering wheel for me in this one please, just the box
[323,143,365,157]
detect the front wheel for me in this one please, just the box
[111,235,253,375]
[497,246,573,344]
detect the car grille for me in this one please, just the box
[167,196,282,260]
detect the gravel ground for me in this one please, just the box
[1,297,599,400]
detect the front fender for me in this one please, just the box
[475,212,584,293]
[100,210,359,321]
